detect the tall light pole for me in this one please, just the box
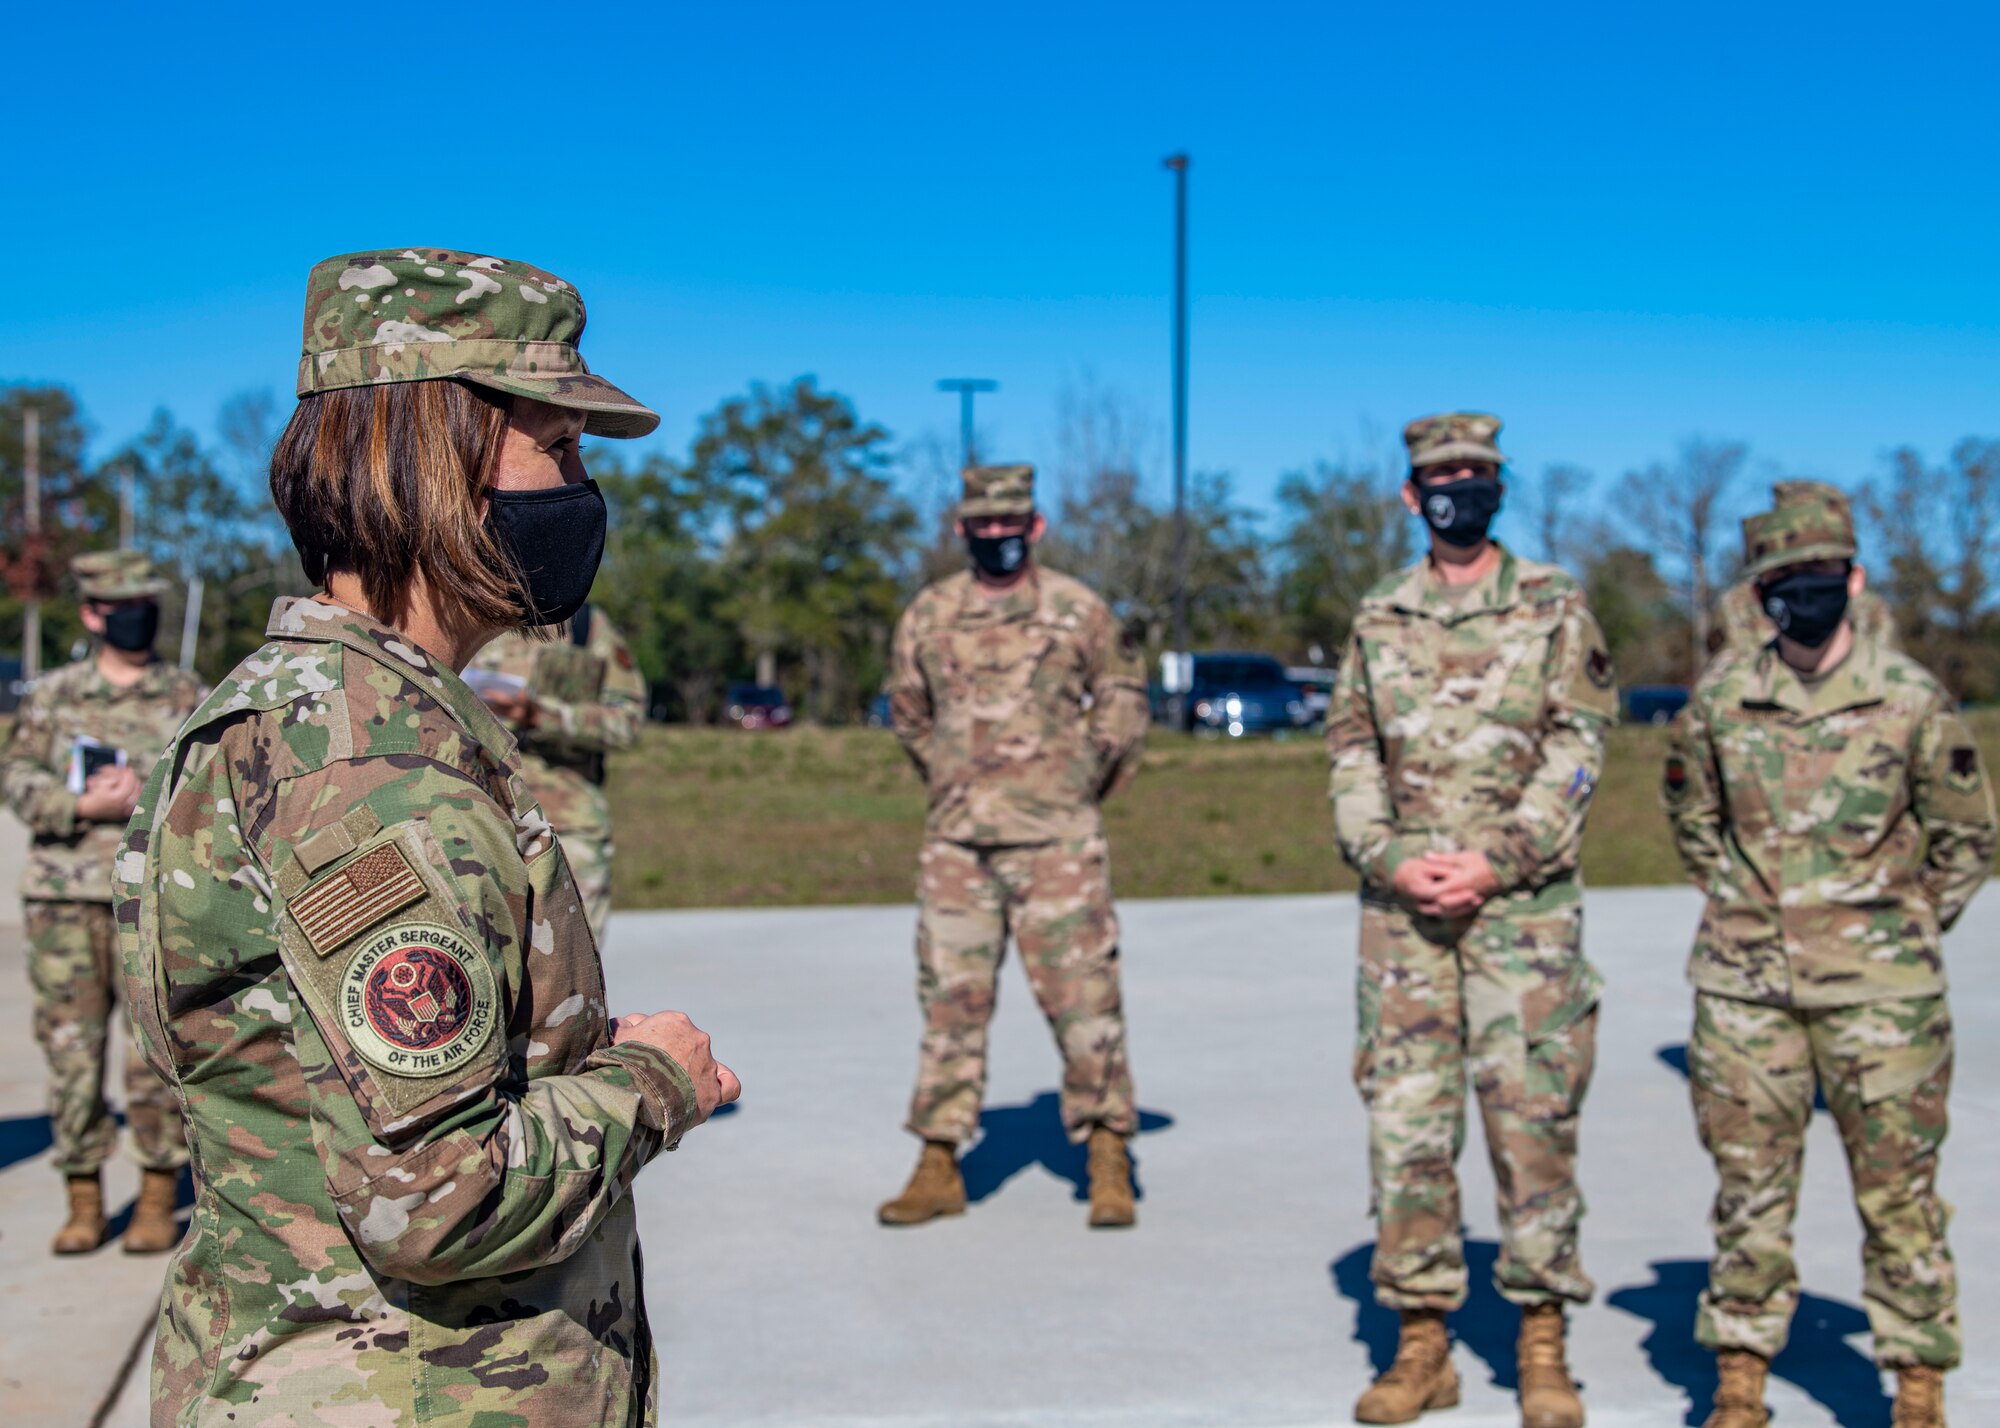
[935,378,998,470]
[1164,153,1190,665]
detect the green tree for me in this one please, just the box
[1,385,120,669]
[688,378,915,722]
[1271,458,1413,659]
[589,447,744,722]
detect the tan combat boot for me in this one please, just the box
[877,1141,965,1225]
[1892,1364,1946,1428]
[1355,1308,1459,1424]
[1701,1349,1771,1428]
[52,1174,107,1255]
[123,1168,183,1254]
[1518,1304,1585,1428]
[1086,1127,1136,1228]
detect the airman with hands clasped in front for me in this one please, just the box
[118,248,738,1426]
[1328,413,1616,1428]
[0,550,205,1256]
[1664,489,1995,1428]
[468,602,647,947]
[881,462,1151,1229]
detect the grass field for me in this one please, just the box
[607,710,2000,908]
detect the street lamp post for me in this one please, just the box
[1163,153,1190,669]
[935,378,998,470]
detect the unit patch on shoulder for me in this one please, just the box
[1585,647,1614,690]
[291,843,426,957]
[1947,745,1982,793]
[340,922,498,1078]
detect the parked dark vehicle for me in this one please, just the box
[724,682,794,730]
[1181,653,1311,737]
[1623,684,1690,725]
[0,656,21,715]
[865,691,892,728]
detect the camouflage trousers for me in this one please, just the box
[1691,992,1957,1368]
[1353,883,1600,1311]
[906,835,1136,1146]
[23,899,186,1176]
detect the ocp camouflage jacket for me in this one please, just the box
[118,597,698,1427]
[890,567,1149,845]
[1328,546,1617,897]
[0,655,204,902]
[1664,634,1996,1008]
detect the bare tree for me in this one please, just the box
[1618,438,1748,675]
[1861,438,2000,700]
[1522,462,1595,570]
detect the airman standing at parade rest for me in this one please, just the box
[1329,413,1616,1428]
[880,461,1151,1229]
[468,602,646,947]
[0,550,204,1255]
[118,247,737,1426]
[1664,489,1995,1428]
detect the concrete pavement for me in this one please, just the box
[0,819,1977,1422]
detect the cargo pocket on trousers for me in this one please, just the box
[1688,1040,1753,1156]
[1521,962,1601,1122]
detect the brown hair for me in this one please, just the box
[270,379,525,629]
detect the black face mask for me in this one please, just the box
[1414,474,1503,548]
[966,532,1029,579]
[1760,570,1850,649]
[485,480,608,627]
[101,601,160,653]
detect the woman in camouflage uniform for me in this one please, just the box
[118,249,738,1427]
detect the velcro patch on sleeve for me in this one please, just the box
[338,922,499,1078]
[1947,745,1982,793]
[290,844,427,958]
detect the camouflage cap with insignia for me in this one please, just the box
[296,248,659,439]
[1403,411,1507,471]
[1742,487,1858,581]
[960,463,1035,518]
[70,549,168,601]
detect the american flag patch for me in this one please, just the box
[290,844,427,957]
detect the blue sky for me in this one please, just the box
[4,2,1994,531]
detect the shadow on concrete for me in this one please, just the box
[1656,1044,1827,1112]
[0,1114,54,1172]
[1608,1259,1890,1427]
[1330,1239,1526,1392]
[961,1092,1173,1204]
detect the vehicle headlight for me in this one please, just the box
[1224,696,1243,718]
[1193,699,1212,721]
[1288,699,1306,721]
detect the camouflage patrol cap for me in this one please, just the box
[1742,488,1858,581]
[70,549,167,601]
[960,463,1036,518]
[1403,411,1507,471]
[1772,479,1854,514]
[296,248,659,438]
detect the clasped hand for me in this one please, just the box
[75,765,142,823]
[608,1010,741,1125]
[1391,850,1501,919]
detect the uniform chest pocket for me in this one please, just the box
[926,626,1067,711]
[1469,615,1559,726]
[1811,732,1912,855]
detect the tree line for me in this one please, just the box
[3,380,1995,716]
